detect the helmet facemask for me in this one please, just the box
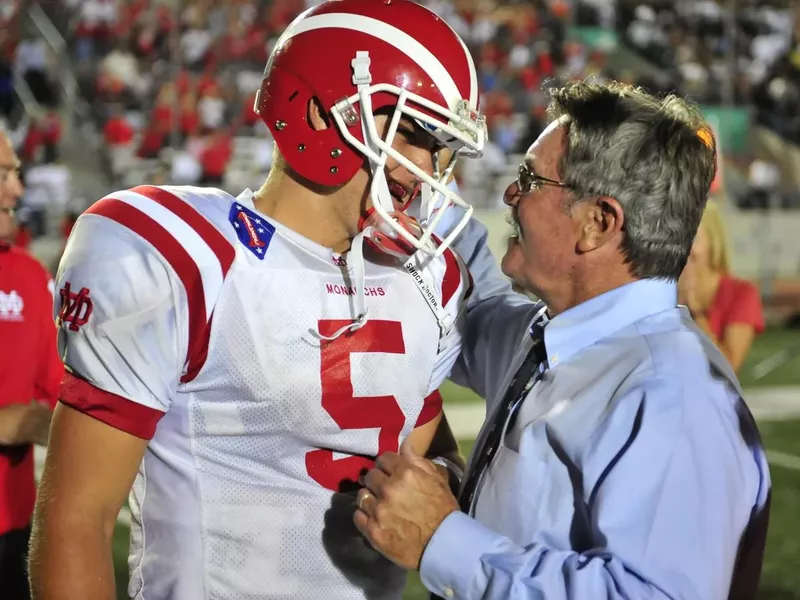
[330,51,486,258]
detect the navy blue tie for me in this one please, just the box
[457,322,547,513]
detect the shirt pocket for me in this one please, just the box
[473,441,551,546]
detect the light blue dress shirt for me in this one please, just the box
[425,204,772,600]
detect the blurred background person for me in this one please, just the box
[0,129,62,600]
[679,199,765,373]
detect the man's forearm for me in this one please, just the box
[20,410,52,446]
[0,403,52,446]
[29,514,117,600]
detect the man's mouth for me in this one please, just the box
[506,208,522,241]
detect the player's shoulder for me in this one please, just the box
[83,184,239,244]
[429,240,473,308]
[70,183,242,275]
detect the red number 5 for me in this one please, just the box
[305,319,406,492]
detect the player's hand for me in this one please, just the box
[353,444,459,571]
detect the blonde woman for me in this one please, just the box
[678,199,764,372]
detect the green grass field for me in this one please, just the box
[111,328,800,599]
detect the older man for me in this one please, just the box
[355,81,771,600]
[0,130,61,600]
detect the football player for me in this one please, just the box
[28,1,486,599]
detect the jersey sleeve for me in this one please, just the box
[426,245,473,395]
[54,186,237,439]
[55,211,189,439]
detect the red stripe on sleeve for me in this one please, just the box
[440,248,461,306]
[414,389,443,428]
[86,198,207,382]
[130,186,236,380]
[131,185,235,275]
[59,372,164,440]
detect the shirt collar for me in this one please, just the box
[538,278,677,368]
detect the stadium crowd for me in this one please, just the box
[616,0,800,144]
[0,0,798,239]
[59,0,619,197]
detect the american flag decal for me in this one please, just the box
[229,203,276,259]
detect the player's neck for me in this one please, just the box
[252,172,354,254]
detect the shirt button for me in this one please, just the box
[443,587,454,598]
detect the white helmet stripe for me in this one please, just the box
[278,12,469,110]
[457,37,478,108]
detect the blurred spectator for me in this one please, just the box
[679,199,765,372]
[61,0,615,198]
[620,0,800,144]
[0,129,62,600]
[0,41,14,120]
[743,157,781,210]
[19,156,71,240]
[199,129,232,186]
[14,31,57,108]
[72,0,120,61]
[197,83,226,133]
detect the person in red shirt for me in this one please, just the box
[199,129,232,185]
[0,131,62,600]
[679,199,765,372]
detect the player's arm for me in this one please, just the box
[30,405,148,600]
[403,399,464,467]
[29,211,187,600]
[400,241,475,480]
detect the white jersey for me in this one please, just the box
[54,185,471,600]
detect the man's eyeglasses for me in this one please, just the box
[515,163,572,195]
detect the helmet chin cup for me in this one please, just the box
[360,209,424,258]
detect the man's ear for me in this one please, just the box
[307,97,330,131]
[576,197,624,253]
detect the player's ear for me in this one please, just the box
[307,97,330,132]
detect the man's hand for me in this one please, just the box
[0,400,52,446]
[22,401,53,446]
[354,445,460,571]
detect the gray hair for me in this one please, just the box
[546,81,717,281]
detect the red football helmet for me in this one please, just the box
[254,0,486,257]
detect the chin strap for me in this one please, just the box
[313,231,370,342]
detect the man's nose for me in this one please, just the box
[4,171,23,202]
[503,181,520,207]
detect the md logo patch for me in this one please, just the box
[229,203,275,259]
